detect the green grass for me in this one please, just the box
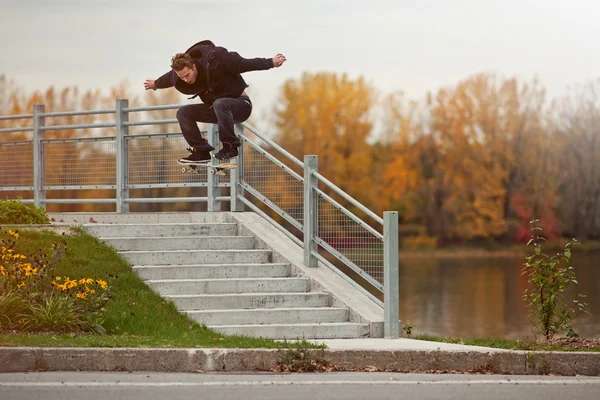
[0,228,323,349]
[413,334,600,352]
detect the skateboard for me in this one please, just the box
[177,161,238,176]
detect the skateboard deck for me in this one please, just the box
[177,161,238,176]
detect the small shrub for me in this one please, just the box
[21,294,88,333]
[0,199,49,225]
[0,291,28,330]
[402,321,413,337]
[522,220,590,340]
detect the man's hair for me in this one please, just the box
[171,53,194,71]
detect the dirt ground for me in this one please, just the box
[544,337,600,350]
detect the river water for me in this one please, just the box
[398,252,600,339]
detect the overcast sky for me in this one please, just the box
[1,0,598,121]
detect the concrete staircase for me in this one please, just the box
[84,222,370,340]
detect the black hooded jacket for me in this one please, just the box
[154,40,274,104]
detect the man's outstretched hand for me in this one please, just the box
[144,80,156,90]
[272,54,286,68]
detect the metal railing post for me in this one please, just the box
[115,99,129,213]
[230,123,245,212]
[207,123,220,211]
[33,105,46,209]
[384,211,400,338]
[303,155,318,267]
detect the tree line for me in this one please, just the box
[1,72,599,243]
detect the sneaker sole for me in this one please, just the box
[214,155,239,161]
[177,160,211,165]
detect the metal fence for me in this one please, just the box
[0,99,400,337]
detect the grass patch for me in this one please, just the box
[0,228,322,349]
[413,334,600,352]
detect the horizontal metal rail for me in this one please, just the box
[40,198,116,204]
[238,195,304,247]
[41,123,116,131]
[312,170,384,225]
[0,186,34,191]
[124,196,229,203]
[240,181,303,231]
[44,185,116,190]
[0,141,33,146]
[0,127,33,133]
[42,137,115,144]
[40,109,115,117]
[126,132,204,140]
[313,186,383,239]
[0,114,33,121]
[123,119,178,127]
[123,104,186,113]
[242,122,303,168]
[127,183,212,189]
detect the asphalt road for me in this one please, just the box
[1,372,599,400]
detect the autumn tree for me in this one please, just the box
[274,72,378,209]
[553,80,600,239]
[382,73,560,242]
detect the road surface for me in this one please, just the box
[1,371,599,400]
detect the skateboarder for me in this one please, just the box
[144,40,286,164]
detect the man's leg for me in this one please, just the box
[212,97,252,160]
[176,103,218,150]
[176,103,218,163]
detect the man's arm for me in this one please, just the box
[219,49,286,74]
[145,70,177,90]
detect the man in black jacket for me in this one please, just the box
[144,40,286,163]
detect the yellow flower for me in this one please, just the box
[7,230,19,240]
[17,282,26,289]
[64,278,78,289]
[55,276,62,281]
[79,278,87,285]
[96,280,108,289]
[85,278,94,284]
[76,292,87,300]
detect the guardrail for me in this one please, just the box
[0,99,401,337]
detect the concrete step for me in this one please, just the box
[147,277,310,295]
[208,322,370,340]
[84,223,237,238]
[133,263,291,280]
[101,236,255,251]
[165,292,331,310]
[119,249,271,265]
[187,307,349,325]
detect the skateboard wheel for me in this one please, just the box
[210,169,216,175]
[181,167,186,173]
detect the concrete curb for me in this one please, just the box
[1,347,598,376]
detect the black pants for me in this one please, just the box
[176,95,252,151]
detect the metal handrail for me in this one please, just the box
[0,99,400,338]
[0,114,33,121]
